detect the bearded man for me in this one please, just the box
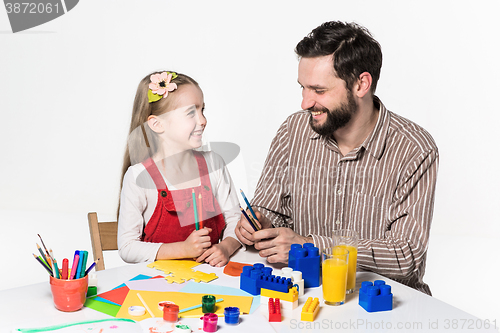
[235,21,439,295]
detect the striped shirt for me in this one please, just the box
[251,97,438,295]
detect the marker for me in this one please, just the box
[240,189,259,222]
[74,251,83,280]
[70,251,79,280]
[80,251,88,278]
[61,258,69,280]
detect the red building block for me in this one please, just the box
[268,298,281,322]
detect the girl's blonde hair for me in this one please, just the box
[118,71,199,218]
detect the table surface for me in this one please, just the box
[1,248,498,333]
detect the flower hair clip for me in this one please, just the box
[148,71,178,103]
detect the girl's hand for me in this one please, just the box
[182,228,212,258]
[196,237,241,267]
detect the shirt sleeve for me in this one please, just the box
[251,119,294,227]
[205,152,244,247]
[117,167,162,263]
[311,148,439,281]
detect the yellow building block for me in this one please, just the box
[261,287,298,303]
[301,297,320,322]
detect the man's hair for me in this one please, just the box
[295,21,382,93]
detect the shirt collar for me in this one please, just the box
[308,96,390,160]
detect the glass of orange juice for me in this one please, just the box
[333,229,358,294]
[322,247,349,305]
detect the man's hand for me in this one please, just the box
[235,209,270,245]
[253,227,312,264]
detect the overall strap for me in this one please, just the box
[142,158,167,190]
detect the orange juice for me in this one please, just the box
[336,245,357,292]
[322,257,348,305]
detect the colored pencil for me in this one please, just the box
[137,292,155,318]
[179,298,224,314]
[239,206,259,232]
[192,189,199,231]
[240,189,259,222]
[198,193,203,229]
[61,258,69,280]
[53,258,60,279]
[32,253,53,276]
[84,259,99,276]
[36,243,48,265]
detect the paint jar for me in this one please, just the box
[49,275,88,311]
[201,313,218,332]
[202,294,216,313]
[224,306,240,325]
[163,303,179,322]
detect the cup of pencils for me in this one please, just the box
[34,235,97,311]
[50,274,88,311]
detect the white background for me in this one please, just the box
[0,0,499,326]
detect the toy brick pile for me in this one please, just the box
[239,243,393,323]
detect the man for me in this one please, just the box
[235,21,438,295]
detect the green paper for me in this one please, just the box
[148,90,162,103]
[84,297,121,317]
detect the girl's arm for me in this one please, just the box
[118,166,163,263]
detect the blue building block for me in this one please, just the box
[240,264,293,295]
[288,243,320,288]
[359,280,393,312]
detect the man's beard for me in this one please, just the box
[309,90,357,137]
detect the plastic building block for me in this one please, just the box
[288,243,320,288]
[301,297,320,322]
[240,263,292,295]
[359,280,393,312]
[261,287,299,310]
[261,287,298,303]
[268,298,281,322]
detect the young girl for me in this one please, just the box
[118,71,242,267]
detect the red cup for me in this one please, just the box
[49,275,88,311]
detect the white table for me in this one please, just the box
[0,248,498,333]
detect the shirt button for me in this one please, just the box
[161,191,167,197]
[337,189,342,195]
[186,202,191,208]
[204,185,210,191]
[336,220,341,225]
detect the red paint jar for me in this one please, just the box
[163,303,179,322]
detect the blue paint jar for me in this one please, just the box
[224,306,240,325]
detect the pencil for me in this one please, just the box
[137,292,155,318]
[38,234,52,267]
[240,189,259,222]
[84,258,99,276]
[36,243,48,265]
[239,206,259,232]
[53,258,60,279]
[32,253,53,276]
[198,193,203,229]
[192,189,199,230]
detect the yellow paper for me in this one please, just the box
[147,259,218,284]
[117,290,253,321]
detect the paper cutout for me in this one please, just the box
[125,276,185,292]
[84,297,121,317]
[95,285,130,305]
[117,290,253,321]
[148,259,218,284]
[223,261,252,276]
[180,280,261,314]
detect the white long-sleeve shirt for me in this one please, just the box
[118,151,242,263]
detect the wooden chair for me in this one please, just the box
[87,212,118,271]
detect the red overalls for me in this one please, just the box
[141,152,226,245]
